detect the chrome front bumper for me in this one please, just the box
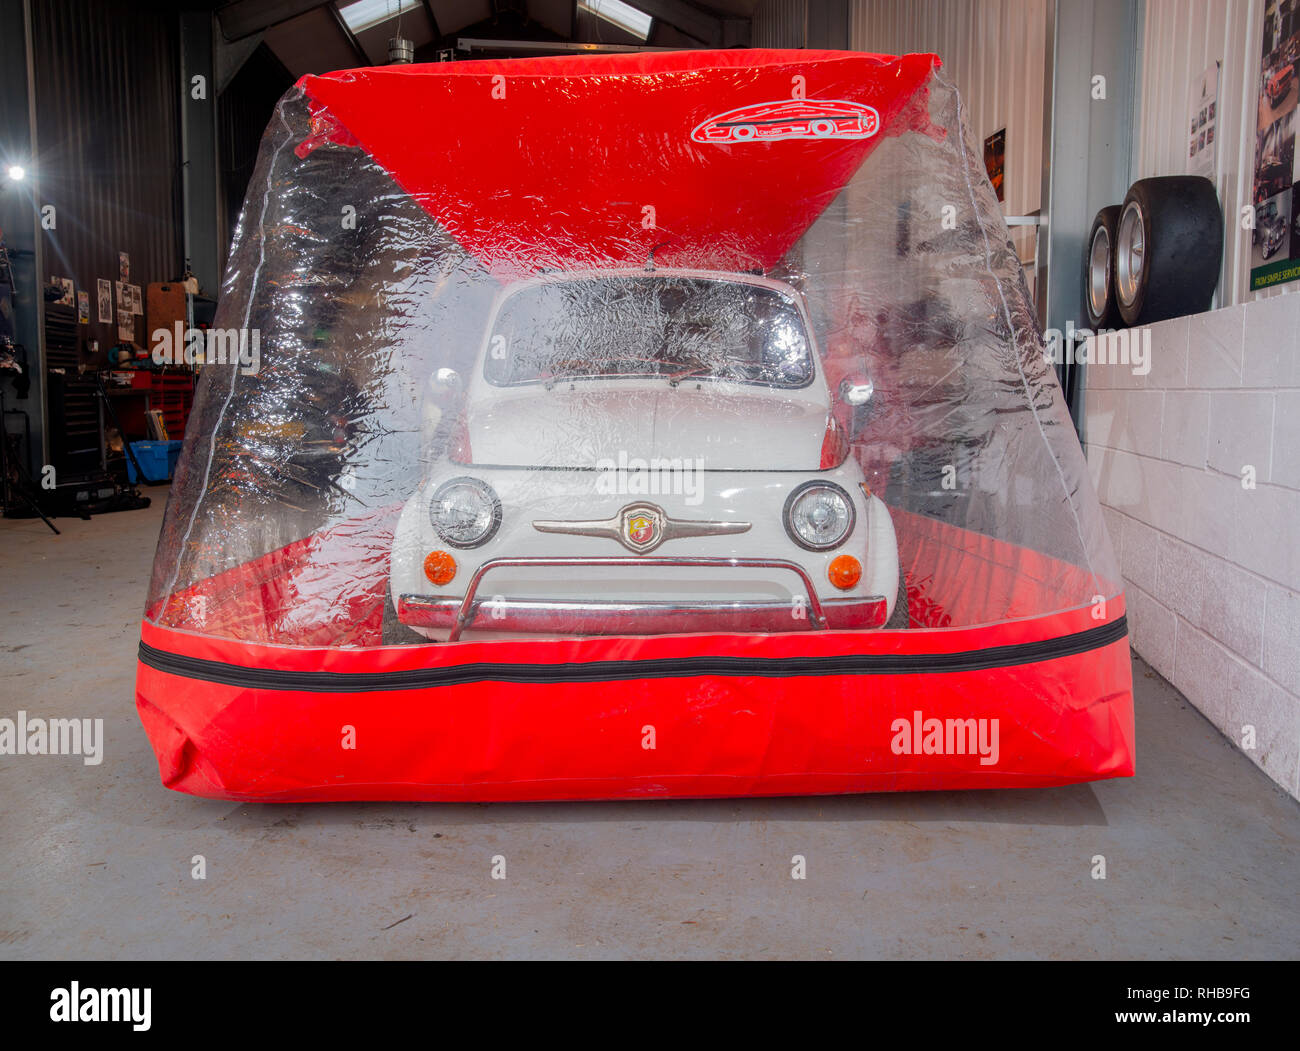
[397,555,887,641]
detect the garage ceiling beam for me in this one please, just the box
[458,37,677,54]
[328,3,372,66]
[217,0,332,42]
[216,31,265,94]
[420,0,441,38]
[625,0,740,47]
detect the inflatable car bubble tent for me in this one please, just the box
[136,49,1134,802]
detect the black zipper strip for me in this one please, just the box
[137,616,1127,694]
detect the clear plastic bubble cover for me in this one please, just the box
[146,50,1119,649]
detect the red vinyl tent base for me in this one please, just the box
[136,513,1134,803]
[135,613,1132,803]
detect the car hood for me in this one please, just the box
[464,384,830,470]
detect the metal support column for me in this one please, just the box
[1038,0,1143,434]
[0,0,46,476]
[180,11,221,298]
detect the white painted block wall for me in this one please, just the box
[1085,293,1300,798]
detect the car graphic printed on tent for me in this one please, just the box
[691,99,881,143]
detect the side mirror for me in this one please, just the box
[839,376,874,406]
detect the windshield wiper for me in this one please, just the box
[667,365,712,387]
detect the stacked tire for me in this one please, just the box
[1084,176,1224,329]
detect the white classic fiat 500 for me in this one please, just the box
[385,269,903,642]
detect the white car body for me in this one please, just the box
[389,268,900,641]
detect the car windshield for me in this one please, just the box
[482,275,814,388]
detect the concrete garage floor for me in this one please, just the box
[2,492,1298,960]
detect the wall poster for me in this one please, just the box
[1250,0,1300,290]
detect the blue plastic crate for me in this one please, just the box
[126,440,182,484]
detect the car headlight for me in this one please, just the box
[429,477,501,549]
[783,481,855,551]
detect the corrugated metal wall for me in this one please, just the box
[752,0,808,48]
[30,0,183,350]
[1136,0,1264,306]
[850,0,1048,240]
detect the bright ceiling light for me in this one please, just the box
[6,165,25,181]
[338,0,420,34]
[578,0,652,40]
